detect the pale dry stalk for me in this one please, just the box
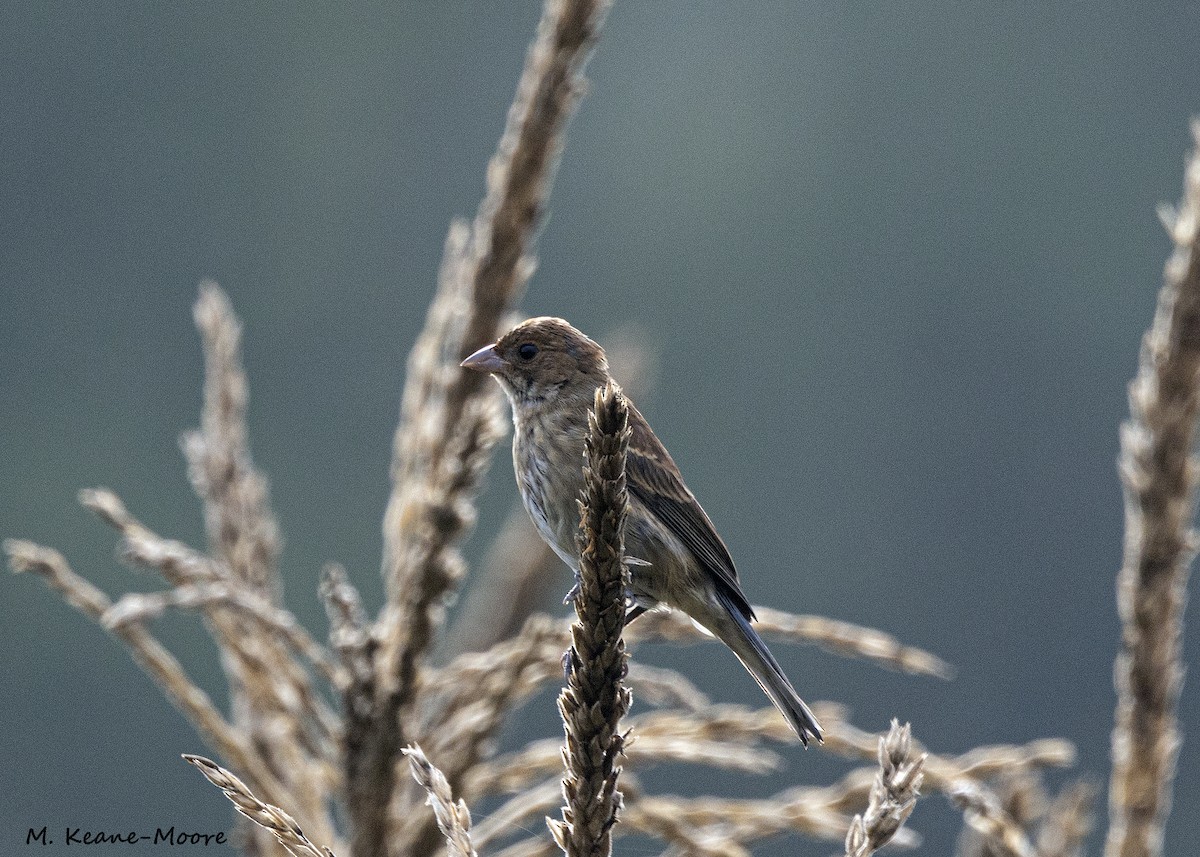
[102,580,342,688]
[950,779,1037,857]
[12,286,339,854]
[93,283,331,853]
[812,702,1076,788]
[954,770,1046,857]
[464,730,779,800]
[472,780,565,850]
[183,279,282,599]
[844,720,926,857]
[402,746,478,857]
[184,755,335,857]
[492,839,562,857]
[181,286,302,857]
[465,701,1072,809]
[82,477,337,848]
[3,541,289,807]
[361,3,615,854]
[1038,781,1095,857]
[420,616,566,797]
[319,563,375,725]
[1107,119,1200,857]
[628,607,952,679]
[549,382,632,857]
[614,770,920,851]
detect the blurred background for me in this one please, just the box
[3,1,1200,854]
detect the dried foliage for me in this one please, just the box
[1107,119,1200,857]
[403,746,479,857]
[548,382,632,857]
[184,755,337,857]
[844,720,926,857]
[7,3,1199,857]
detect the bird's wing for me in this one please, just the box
[624,401,756,621]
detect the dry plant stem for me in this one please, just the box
[628,606,953,679]
[1038,781,1095,857]
[622,663,710,711]
[363,397,504,857]
[431,604,949,773]
[616,772,920,851]
[466,731,780,799]
[185,755,335,857]
[447,505,563,655]
[844,720,926,857]
[80,483,338,846]
[549,382,632,857]
[954,771,1046,857]
[320,564,375,726]
[811,702,1076,789]
[470,758,901,856]
[950,779,1037,857]
[421,616,565,794]
[361,2,613,854]
[402,746,478,857]
[185,280,282,600]
[4,541,289,806]
[1108,120,1200,857]
[464,701,1071,803]
[102,581,342,689]
[471,779,566,850]
[623,801,751,857]
[85,284,332,855]
[492,840,562,857]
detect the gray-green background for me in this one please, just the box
[4,2,1199,854]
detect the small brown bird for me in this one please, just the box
[462,317,822,745]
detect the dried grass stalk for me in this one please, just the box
[812,702,1075,788]
[472,779,565,849]
[319,563,372,694]
[402,746,478,857]
[492,839,563,857]
[421,617,567,802]
[950,779,1037,857]
[3,540,297,808]
[102,581,341,688]
[466,729,780,800]
[80,480,338,851]
[1107,119,1200,857]
[628,607,953,679]
[351,2,615,850]
[184,755,335,857]
[1038,780,1095,857]
[437,606,950,742]
[844,720,926,857]
[183,279,282,599]
[954,770,1045,857]
[549,382,632,857]
[623,662,710,711]
[616,771,920,851]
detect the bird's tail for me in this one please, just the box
[708,589,823,746]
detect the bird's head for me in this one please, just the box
[461,316,609,406]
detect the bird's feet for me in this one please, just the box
[562,572,582,605]
[560,648,577,683]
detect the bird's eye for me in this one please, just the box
[517,342,539,360]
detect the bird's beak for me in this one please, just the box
[461,344,507,373]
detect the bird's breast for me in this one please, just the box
[512,409,588,569]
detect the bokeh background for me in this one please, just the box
[4,2,1200,854]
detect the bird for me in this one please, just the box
[461,316,822,745]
